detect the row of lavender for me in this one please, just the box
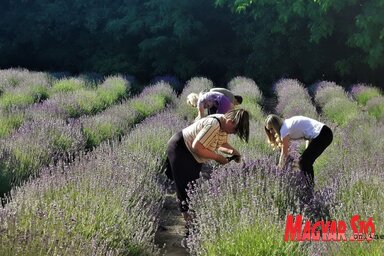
[0,80,175,197]
[0,110,187,255]
[0,69,131,139]
[185,78,304,255]
[0,77,228,255]
[311,81,384,255]
[185,79,383,255]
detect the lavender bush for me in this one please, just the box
[366,96,384,121]
[150,75,182,92]
[82,82,176,149]
[228,76,263,105]
[0,85,49,111]
[314,83,360,126]
[0,109,24,139]
[350,83,382,105]
[274,78,317,118]
[176,77,214,121]
[47,76,130,118]
[225,78,270,157]
[50,77,86,94]
[0,69,50,92]
[313,81,349,108]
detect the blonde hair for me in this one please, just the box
[224,108,249,142]
[186,93,199,107]
[265,114,283,149]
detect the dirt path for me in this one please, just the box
[155,192,189,256]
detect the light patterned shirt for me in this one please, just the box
[182,114,228,163]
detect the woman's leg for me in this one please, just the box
[299,126,333,185]
[166,132,202,212]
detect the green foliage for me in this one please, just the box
[348,0,384,69]
[204,223,303,256]
[83,123,122,149]
[214,0,384,86]
[0,85,48,110]
[0,113,24,138]
[131,95,166,118]
[322,97,359,125]
[355,87,382,105]
[366,97,384,121]
[51,133,74,152]
[51,78,85,93]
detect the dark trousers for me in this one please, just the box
[299,125,333,186]
[166,132,202,212]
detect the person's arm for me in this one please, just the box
[197,98,206,119]
[278,135,290,168]
[218,143,241,162]
[192,140,228,164]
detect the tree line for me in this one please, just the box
[0,0,383,91]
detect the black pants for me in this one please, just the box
[166,132,202,212]
[299,125,333,186]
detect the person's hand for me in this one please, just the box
[227,155,241,163]
[215,154,229,165]
[234,154,241,163]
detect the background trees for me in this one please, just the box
[0,0,383,91]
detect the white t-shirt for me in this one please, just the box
[182,114,228,163]
[280,116,324,140]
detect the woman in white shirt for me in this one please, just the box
[264,114,333,186]
[166,109,249,223]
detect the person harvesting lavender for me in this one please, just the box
[186,91,233,120]
[264,114,333,187]
[209,87,243,107]
[166,108,249,223]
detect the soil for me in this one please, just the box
[155,192,189,256]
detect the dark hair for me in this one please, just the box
[224,108,249,142]
[234,95,243,105]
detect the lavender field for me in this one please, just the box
[0,69,383,255]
